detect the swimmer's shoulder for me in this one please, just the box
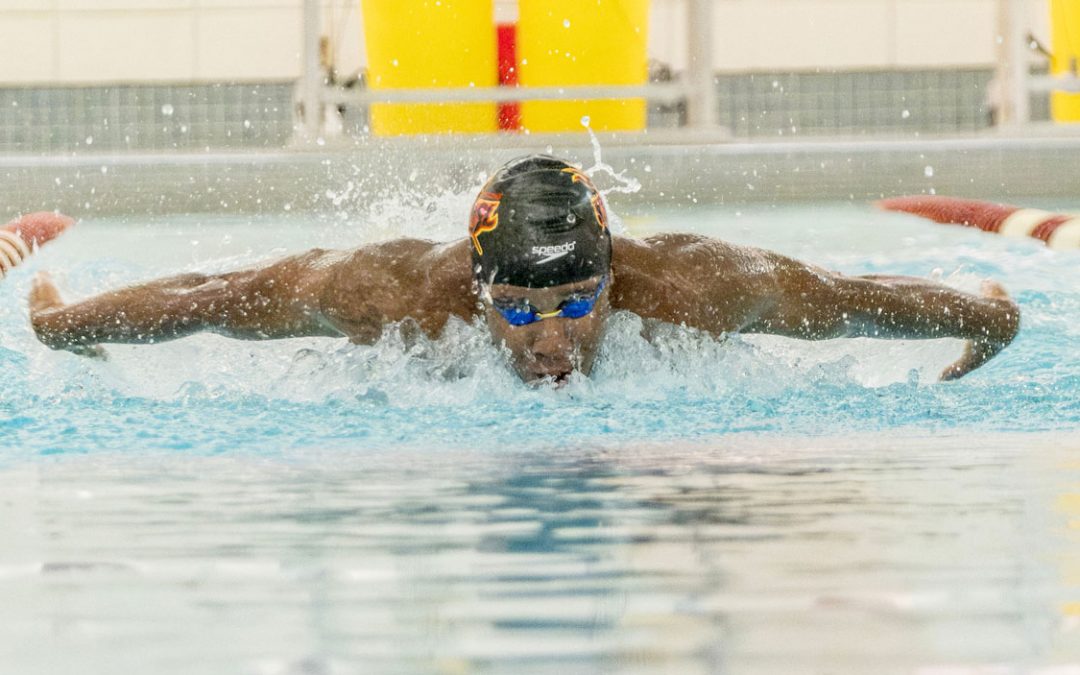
[316,237,475,339]
[338,236,474,305]
[337,237,470,274]
[612,233,757,275]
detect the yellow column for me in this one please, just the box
[518,0,650,133]
[1051,0,1080,122]
[362,0,497,135]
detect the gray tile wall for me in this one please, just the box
[716,69,997,136]
[0,70,1052,153]
[0,83,295,154]
[651,68,1051,136]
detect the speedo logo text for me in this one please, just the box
[532,241,576,264]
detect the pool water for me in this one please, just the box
[0,196,1078,673]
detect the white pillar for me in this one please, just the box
[686,0,718,129]
[996,0,1031,126]
[299,0,324,140]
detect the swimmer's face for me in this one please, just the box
[482,275,611,385]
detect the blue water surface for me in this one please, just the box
[1,201,1077,458]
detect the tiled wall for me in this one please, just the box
[0,69,1053,153]
[0,1,1050,85]
[715,69,1001,137]
[0,83,295,152]
[0,1,364,84]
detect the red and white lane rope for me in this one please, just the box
[876,196,1080,250]
[0,212,76,279]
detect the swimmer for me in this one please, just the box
[28,155,1020,383]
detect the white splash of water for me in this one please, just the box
[577,118,640,236]
[355,187,472,243]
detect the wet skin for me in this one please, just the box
[29,233,1021,382]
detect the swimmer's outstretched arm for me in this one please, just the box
[743,267,1020,380]
[29,238,474,352]
[611,234,1020,380]
[29,248,349,350]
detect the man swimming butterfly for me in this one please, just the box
[30,155,1020,384]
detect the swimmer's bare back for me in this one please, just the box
[29,233,1019,380]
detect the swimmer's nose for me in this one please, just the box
[528,322,574,373]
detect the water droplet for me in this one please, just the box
[580,115,591,128]
[563,19,571,28]
[924,166,934,178]
[161,104,174,116]
[901,110,911,119]
[85,136,93,145]
[567,213,577,223]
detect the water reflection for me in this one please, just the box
[0,435,1078,674]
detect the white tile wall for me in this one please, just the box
[712,0,894,70]
[0,15,56,83]
[57,12,196,82]
[196,0,300,7]
[0,0,57,9]
[894,0,999,66]
[0,0,1052,85]
[56,0,193,9]
[0,0,355,84]
[195,8,304,79]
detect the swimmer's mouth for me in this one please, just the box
[527,370,573,387]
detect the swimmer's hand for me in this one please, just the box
[29,272,108,360]
[939,280,1018,381]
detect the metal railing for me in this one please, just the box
[296,0,718,140]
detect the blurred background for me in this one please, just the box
[0,1,1078,213]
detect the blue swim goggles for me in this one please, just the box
[491,275,608,327]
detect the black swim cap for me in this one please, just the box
[470,155,612,288]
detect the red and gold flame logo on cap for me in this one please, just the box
[589,192,608,231]
[469,192,502,255]
[561,167,608,231]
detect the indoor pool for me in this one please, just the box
[0,186,1078,673]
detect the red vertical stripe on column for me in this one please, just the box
[497,23,521,131]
